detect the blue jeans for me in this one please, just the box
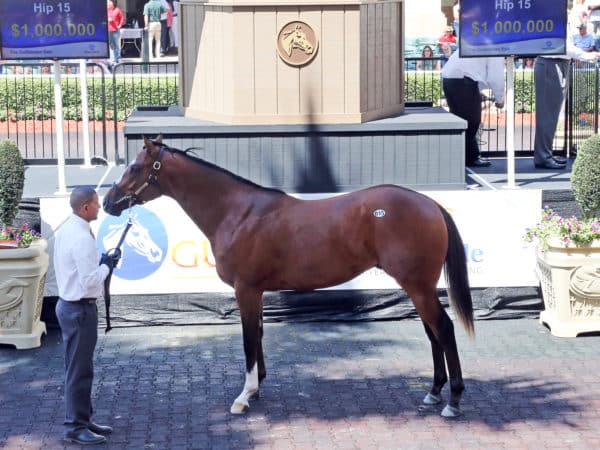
[109,30,121,63]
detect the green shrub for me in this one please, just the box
[0,140,25,227]
[0,76,179,122]
[403,70,536,108]
[572,135,600,220]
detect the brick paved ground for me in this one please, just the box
[2,318,600,449]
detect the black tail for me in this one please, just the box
[438,205,474,336]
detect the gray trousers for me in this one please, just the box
[533,57,569,164]
[55,299,98,430]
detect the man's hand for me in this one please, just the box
[100,250,121,270]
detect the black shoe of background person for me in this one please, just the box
[534,159,566,169]
[64,428,107,445]
[466,157,492,168]
[88,422,113,435]
[552,156,567,164]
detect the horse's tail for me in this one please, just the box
[438,205,474,336]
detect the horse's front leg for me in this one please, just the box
[230,285,264,414]
[257,316,266,385]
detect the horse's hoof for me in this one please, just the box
[230,400,249,414]
[250,390,260,401]
[423,393,442,405]
[441,404,462,418]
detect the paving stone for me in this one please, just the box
[2,319,600,448]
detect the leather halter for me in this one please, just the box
[111,142,166,207]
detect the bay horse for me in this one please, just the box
[103,136,474,418]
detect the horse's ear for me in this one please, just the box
[143,136,153,149]
[155,134,163,143]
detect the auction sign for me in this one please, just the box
[0,0,108,59]
[460,0,567,57]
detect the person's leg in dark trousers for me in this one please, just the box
[533,57,569,165]
[443,77,482,164]
[55,300,98,431]
[160,19,169,55]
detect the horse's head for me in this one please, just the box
[103,136,167,216]
[282,25,313,56]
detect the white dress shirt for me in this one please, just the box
[54,214,109,301]
[441,51,505,104]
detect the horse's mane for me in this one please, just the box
[154,142,287,195]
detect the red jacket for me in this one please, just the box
[107,5,125,32]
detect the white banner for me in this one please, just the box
[41,189,541,296]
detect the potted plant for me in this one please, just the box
[525,134,600,337]
[0,139,48,349]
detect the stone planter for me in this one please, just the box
[537,239,600,337]
[0,239,49,349]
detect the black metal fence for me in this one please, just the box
[0,58,598,164]
[405,56,599,158]
[0,60,179,164]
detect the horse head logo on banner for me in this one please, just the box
[98,208,167,280]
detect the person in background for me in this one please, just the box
[588,1,600,34]
[416,45,441,70]
[144,0,167,60]
[442,50,505,168]
[533,25,599,169]
[159,0,171,56]
[54,187,120,445]
[452,1,460,46]
[570,0,588,28]
[437,25,456,51]
[107,0,125,64]
[170,0,179,51]
[439,42,454,67]
[573,23,594,52]
[521,57,535,69]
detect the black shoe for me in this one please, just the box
[553,156,567,164]
[534,159,566,169]
[88,422,113,435]
[466,157,492,167]
[64,428,107,445]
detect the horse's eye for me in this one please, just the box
[130,164,139,174]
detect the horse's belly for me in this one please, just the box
[268,253,375,291]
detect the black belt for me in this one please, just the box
[60,297,97,304]
[444,77,477,85]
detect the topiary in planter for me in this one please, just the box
[0,139,25,228]
[572,134,600,220]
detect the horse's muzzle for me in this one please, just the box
[103,196,122,216]
[103,184,126,216]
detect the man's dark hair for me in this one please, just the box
[70,186,97,212]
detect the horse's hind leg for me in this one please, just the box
[404,285,465,418]
[230,286,263,414]
[437,310,465,417]
[422,323,447,405]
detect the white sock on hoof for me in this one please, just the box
[230,363,258,414]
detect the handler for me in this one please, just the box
[54,186,119,445]
[441,50,505,168]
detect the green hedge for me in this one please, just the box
[0,70,593,122]
[0,76,179,122]
[404,71,537,112]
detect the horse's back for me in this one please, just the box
[217,184,447,291]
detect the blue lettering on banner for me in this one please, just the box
[97,206,168,281]
[464,243,484,263]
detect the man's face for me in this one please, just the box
[579,27,587,36]
[83,194,101,222]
